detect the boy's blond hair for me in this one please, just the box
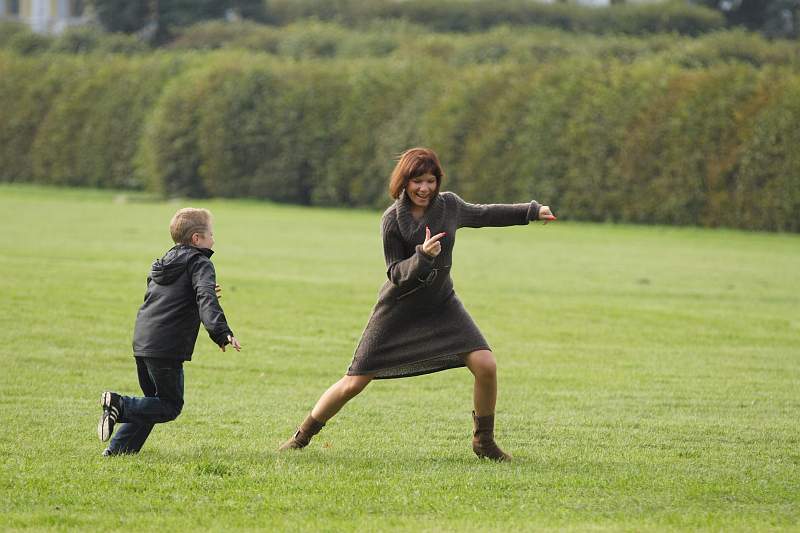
[170,208,212,245]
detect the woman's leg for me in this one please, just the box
[463,349,497,416]
[311,374,373,422]
[463,349,511,461]
[279,374,373,450]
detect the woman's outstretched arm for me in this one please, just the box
[450,191,554,228]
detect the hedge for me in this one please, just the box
[0,54,81,181]
[735,74,800,232]
[30,55,188,189]
[0,24,148,56]
[260,0,725,36]
[194,58,351,203]
[164,21,800,75]
[8,20,800,73]
[1,50,799,232]
[137,56,231,197]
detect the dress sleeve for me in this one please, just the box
[188,256,234,347]
[382,214,435,290]
[450,192,540,228]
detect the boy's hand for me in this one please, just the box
[221,334,241,352]
[215,284,222,299]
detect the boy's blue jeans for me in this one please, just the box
[107,356,184,454]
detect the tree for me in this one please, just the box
[89,0,265,42]
[692,0,800,38]
[89,0,150,34]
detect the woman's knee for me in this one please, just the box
[467,350,497,380]
[340,375,372,398]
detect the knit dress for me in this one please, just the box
[347,191,540,379]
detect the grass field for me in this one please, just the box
[0,184,798,531]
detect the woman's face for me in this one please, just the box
[406,173,437,209]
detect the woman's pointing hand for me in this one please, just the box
[422,225,446,258]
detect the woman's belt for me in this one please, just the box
[396,265,452,301]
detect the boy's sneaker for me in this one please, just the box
[98,391,123,442]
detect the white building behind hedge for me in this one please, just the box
[0,0,87,34]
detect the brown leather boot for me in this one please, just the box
[472,411,512,462]
[278,414,325,451]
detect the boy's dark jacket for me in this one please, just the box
[133,244,233,361]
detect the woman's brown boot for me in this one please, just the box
[472,411,512,462]
[278,414,325,451]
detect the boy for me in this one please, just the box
[98,207,241,456]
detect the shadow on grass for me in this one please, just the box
[123,445,524,472]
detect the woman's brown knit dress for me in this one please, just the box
[347,191,540,379]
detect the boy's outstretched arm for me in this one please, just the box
[214,283,241,351]
[189,257,241,352]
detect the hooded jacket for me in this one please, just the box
[132,244,233,360]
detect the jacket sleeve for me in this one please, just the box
[189,257,233,347]
[450,192,540,229]
[382,215,435,290]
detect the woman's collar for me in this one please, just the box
[394,191,445,242]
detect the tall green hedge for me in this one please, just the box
[317,60,446,207]
[735,75,800,232]
[1,49,799,232]
[165,21,800,78]
[194,58,351,203]
[30,56,186,188]
[616,65,763,227]
[0,54,79,182]
[8,20,800,73]
[261,0,725,36]
[137,57,228,197]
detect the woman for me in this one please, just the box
[279,147,556,461]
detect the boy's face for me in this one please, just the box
[192,226,215,250]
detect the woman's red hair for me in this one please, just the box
[388,147,445,200]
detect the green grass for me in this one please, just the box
[1,184,798,531]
